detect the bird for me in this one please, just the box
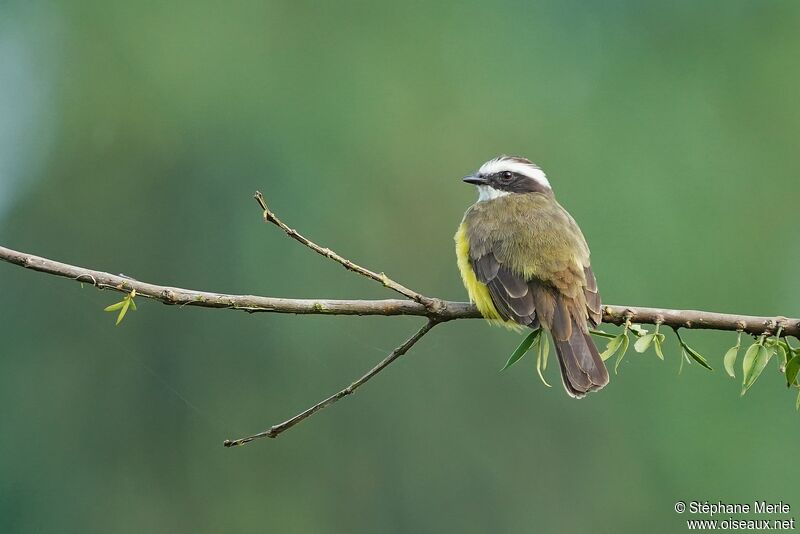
[454,155,609,398]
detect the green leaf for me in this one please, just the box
[541,335,549,371]
[653,334,665,360]
[679,349,689,374]
[741,344,772,395]
[672,330,711,371]
[629,324,648,337]
[634,333,655,353]
[614,333,630,374]
[600,334,625,361]
[115,299,131,326]
[501,330,540,371]
[589,329,617,339]
[104,301,125,312]
[105,290,137,324]
[786,338,800,358]
[796,390,800,411]
[723,346,739,379]
[683,344,713,370]
[536,335,552,387]
[785,355,800,388]
[741,343,759,385]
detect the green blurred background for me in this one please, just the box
[1,1,799,532]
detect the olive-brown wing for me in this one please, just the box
[583,265,602,327]
[470,252,539,328]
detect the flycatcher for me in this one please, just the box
[455,156,609,397]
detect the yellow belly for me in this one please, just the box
[454,223,521,330]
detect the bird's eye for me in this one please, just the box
[500,171,513,181]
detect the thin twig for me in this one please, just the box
[254,191,441,311]
[223,319,438,446]
[0,244,798,336]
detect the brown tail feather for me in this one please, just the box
[552,324,609,399]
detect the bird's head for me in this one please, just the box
[463,156,552,201]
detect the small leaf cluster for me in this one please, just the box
[591,322,714,376]
[501,328,552,388]
[104,289,138,325]
[592,322,675,374]
[501,318,800,412]
[724,327,800,407]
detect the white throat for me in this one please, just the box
[477,185,510,202]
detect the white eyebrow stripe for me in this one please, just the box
[478,158,551,189]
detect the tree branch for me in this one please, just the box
[223,318,438,447]
[1,244,797,336]
[2,192,799,444]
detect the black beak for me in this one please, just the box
[462,174,487,185]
